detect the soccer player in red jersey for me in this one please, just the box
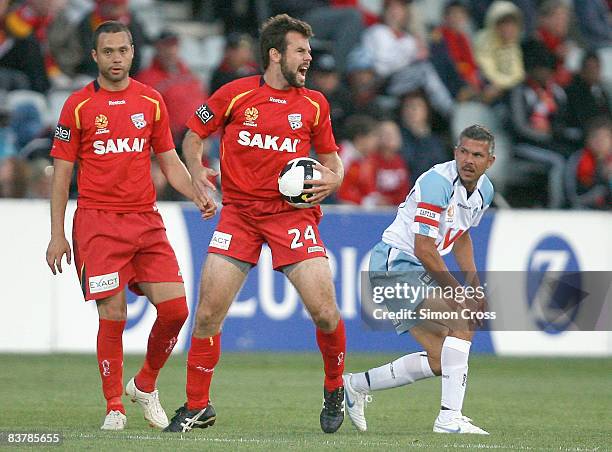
[164,15,346,433]
[45,21,215,431]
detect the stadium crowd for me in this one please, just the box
[0,0,610,209]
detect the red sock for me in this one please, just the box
[316,318,346,392]
[186,333,221,410]
[135,297,188,393]
[97,318,126,414]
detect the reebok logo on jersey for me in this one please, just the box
[196,104,214,124]
[93,138,146,155]
[108,100,126,105]
[237,131,299,153]
[89,272,119,294]
[54,124,71,142]
[269,96,287,104]
[210,231,232,250]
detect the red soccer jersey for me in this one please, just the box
[186,75,338,214]
[51,78,175,212]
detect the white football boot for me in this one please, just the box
[343,373,372,432]
[433,414,489,435]
[125,377,169,429]
[100,410,127,431]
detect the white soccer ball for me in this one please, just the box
[278,157,322,208]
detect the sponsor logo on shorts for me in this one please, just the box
[54,124,71,142]
[308,245,325,253]
[89,272,120,294]
[210,231,232,250]
[196,104,214,124]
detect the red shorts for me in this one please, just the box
[72,208,183,301]
[208,204,327,270]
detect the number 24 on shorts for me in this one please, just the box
[287,225,317,249]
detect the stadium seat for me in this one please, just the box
[48,90,72,127]
[6,90,50,127]
[598,46,612,83]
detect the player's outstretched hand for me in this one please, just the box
[192,166,218,219]
[302,163,342,205]
[46,236,72,275]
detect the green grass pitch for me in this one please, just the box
[0,353,610,451]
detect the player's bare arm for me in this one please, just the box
[303,152,344,205]
[156,149,215,218]
[46,158,74,275]
[414,234,463,292]
[182,129,218,218]
[452,231,487,325]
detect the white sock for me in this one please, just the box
[439,336,471,423]
[351,352,435,393]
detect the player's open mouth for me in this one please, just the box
[298,65,309,76]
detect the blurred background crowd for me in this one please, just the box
[0,0,610,209]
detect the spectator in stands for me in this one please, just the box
[136,30,208,146]
[337,114,379,169]
[0,156,29,198]
[344,47,390,121]
[307,52,352,139]
[0,106,16,161]
[336,115,379,205]
[399,90,448,185]
[74,0,148,77]
[574,0,612,50]
[510,39,580,208]
[470,0,538,36]
[0,0,50,92]
[372,120,410,206]
[268,1,364,72]
[361,0,453,116]
[533,0,573,87]
[430,1,485,102]
[565,51,612,134]
[10,101,45,150]
[209,32,258,94]
[474,1,525,102]
[3,0,71,88]
[570,117,612,209]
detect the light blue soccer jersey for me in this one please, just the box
[382,160,494,261]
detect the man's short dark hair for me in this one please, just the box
[343,115,378,141]
[458,124,495,155]
[444,0,467,16]
[259,14,313,70]
[92,21,133,50]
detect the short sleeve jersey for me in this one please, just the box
[51,78,175,212]
[186,75,338,214]
[382,160,494,260]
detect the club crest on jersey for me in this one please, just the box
[243,107,258,127]
[446,205,454,223]
[95,114,109,135]
[288,113,302,130]
[131,113,147,129]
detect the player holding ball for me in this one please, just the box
[164,14,346,433]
